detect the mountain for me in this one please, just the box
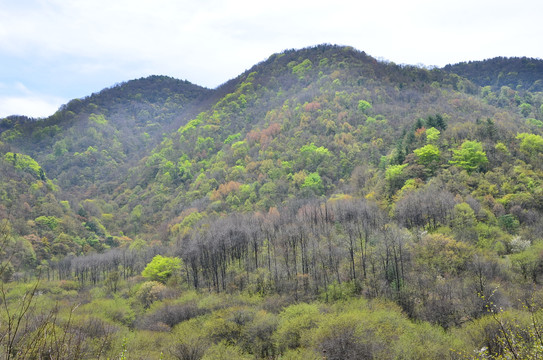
[2,75,211,194]
[2,44,543,358]
[2,44,542,248]
[443,56,543,92]
[101,45,541,238]
[1,75,212,254]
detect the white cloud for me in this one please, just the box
[2,0,542,66]
[0,81,65,118]
[0,95,65,118]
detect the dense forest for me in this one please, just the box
[1,44,543,359]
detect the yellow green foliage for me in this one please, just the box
[414,233,474,275]
[450,140,488,172]
[4,152,45,179]
[141,255,182,283]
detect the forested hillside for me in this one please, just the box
[1,76,211,195]
[1,44,543,359]
[443,56,543,92]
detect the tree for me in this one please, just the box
[510,241,543,283]
[301,172,324,195]
[415,233,473,276]
[385,164,408,194]
[358,100,372,113]
[299,143,331,172]
[517,133,543,158]
[450,140,488,173]
[451,202,478,243]
[141,255,182,283]
[425,127,440,144]
[394,182,455,229]
[519,102,532,117]
[413,144,440,171]
[426,114,447,131]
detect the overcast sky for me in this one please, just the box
[1,0,541,118]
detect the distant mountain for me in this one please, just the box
[1,44,542,257]
[0,76,212,254]
[1,76,211,196]
[443,56,543,92]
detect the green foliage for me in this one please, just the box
[519,102,532,117]
[357,100,372,112]
[299,143,330,156]
[495,142,510,155]
[425,114,447,131]
[4,45,543,359]
[450,140,488,172]
[34,216,60,230]
[88,113,108,125]
[4,152,45,179]
[177,158,193,183]
[291,59,312,78]
[141,255,182,283]
[444,56,543,92]
[510,242,543,282]
[31,125,61,141]
[0,127,22,141]
[526,118,543,128]
[274,303,322,353]
[301,172,324,195]
[196,136,215,153]
[451,202,477,243]
[415,233,473,276]
[413,144,440,166]
[425,127,440,143]
[311,299,454,359]
[202,342,251,360]
[299,143,331,173]
[517,132,543,157]
[131,204,143,221]
[81,296,135,326]
[179,116,203,135]
[498,214,520,234]
[385,164,408,193]
[319,281,358,302]
[224,132,242,144]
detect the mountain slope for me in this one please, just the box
[443,56,543,92]
[0,76,213,256]
[103,45,541,240]
[1,44,542,254]
[1,76,212,196]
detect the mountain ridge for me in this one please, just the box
[0,44,542,252]
[3,45,541,122]
[443,56,543,92]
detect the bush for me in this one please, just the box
[135,281,167,309]
[314,314,372,360]
[201,342,251,360]
[274,303,322,353]
[137,301,204,331]
[241,310,278,358]
[170,318,209,360]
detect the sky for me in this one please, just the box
[0,0,542,118]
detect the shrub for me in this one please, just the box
[135,281,167,309]
[137,301,204,331]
